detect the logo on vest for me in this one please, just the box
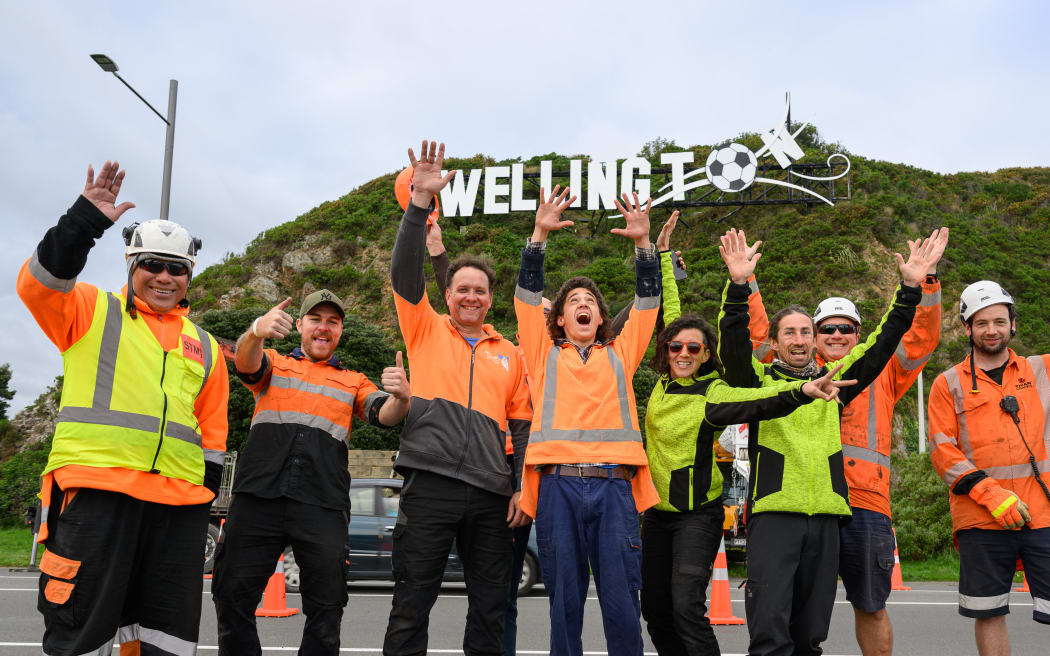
[182,335,205,366]
[1016,377,1032,391]
[485,352,510,372]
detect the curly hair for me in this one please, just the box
[650,314,723,379]
[547,276,612,342]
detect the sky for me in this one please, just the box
[2,1,1049,414]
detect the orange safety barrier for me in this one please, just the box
[890,528,911,591]
[707,535,745,625]
[256,553,299,617]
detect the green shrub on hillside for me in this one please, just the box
[890,453,954,560]
[0,435,50,526]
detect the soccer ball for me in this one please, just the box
[706,143,758,192]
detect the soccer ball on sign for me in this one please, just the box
[705,143,758,192]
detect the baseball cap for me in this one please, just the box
[300,289,345,319]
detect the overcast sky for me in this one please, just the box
[2,1,1048,414]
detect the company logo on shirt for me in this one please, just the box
[181,335,205,367]
[1016,377,1032,391]
[485,352,510,372]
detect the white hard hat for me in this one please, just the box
[813,297,861,325]
[959,280,1013,322]
[122,220,201,271]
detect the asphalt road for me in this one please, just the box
[0,571,1045,655]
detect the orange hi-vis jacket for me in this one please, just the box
[17,198,228,542]
[753,275,941,517]
[391,204,533,496]
[514,247,662,517]
[928,349,1050,535]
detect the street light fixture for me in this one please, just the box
[90,53,178,221]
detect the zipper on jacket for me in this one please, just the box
[454,343,479,477]
[149,350,169,474]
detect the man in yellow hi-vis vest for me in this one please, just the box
[16,160,229,656]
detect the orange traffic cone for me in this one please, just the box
[707,535,745,625]
[890,528,911,591]
[1015,571,1029,592]
[256,553,299,617]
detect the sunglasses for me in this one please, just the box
[668,341,706,355]
[139,258,189,277]
[817,323,858,335]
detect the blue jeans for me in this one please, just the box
[534,472,643,656]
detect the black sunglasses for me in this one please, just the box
[668,341,706,355]
[817,323,858,335]
[139,258,189,277]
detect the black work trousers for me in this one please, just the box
[383,469,512,656]
[640,505,725,656]
[212,493,349,656]
[744,513,840,656]
[37,487,210,656]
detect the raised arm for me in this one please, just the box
[833,228,948,406]
[610,193,660,370]
[426,221,451,298]
[717,229,763,388]
[235,297,293,375]
[656,211,683,325]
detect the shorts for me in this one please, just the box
[838,507,895,612]
[957,526,1050,623]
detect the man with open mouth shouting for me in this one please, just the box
[514,187,662,656]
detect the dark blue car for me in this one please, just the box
[283,478,541,595]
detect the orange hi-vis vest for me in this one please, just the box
[928,349,1050,535]
[514,286,661,517]
[753,276,941,517]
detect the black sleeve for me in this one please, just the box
[235,352,271,384]
[717,280,760,388]
[836,283,922,406]
[517,246,545,294]
[390,202,432,304]
[508,418,531,491]
[704,384,814,427]
[431,250,451,299]
[36,195,114,280]
[204,461,223,497]
[952,470,988,495]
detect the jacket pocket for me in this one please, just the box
[38,550,81,624]
[752,446,784,502]
[669,466,693,511]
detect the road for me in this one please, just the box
[0,570,1045,654]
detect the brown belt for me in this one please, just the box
[539,464,633,480]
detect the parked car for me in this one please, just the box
[282,478,542,596]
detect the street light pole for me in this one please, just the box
[90,54,178,221]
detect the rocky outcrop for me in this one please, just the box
[11,377,62,451]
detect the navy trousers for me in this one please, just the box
[534,472,644,656]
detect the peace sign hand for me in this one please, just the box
[83,161,136,223]
[801,363,857,402]
[407,140,456,209]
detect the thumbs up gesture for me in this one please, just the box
[382,351,410,401]
[252,298,295,340]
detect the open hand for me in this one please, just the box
[611,192,652,247]
[83,161,135,223]
[656,210,679,251]
[531,186,576,242]
[426,221,445,256]
[254,298,295,340]
[896,227,949,287]
[507,491,530,528]
[381,351,410,401]
[718,228,762,284]
[408,140,456,209]
[801,363,857,402]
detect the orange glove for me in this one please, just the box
[969,478,1031,529]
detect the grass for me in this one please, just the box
[0,527,36,567]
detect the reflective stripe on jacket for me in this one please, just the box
[928,349,1050,534]
[47,291,221,485]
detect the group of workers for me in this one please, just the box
[14,140,1049,656]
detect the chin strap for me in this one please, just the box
[125,256,139,319]
[969,341,979,393]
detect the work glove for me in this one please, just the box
[969,478,1031,529]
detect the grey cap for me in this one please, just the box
[300,289,345,319]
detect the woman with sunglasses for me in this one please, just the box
[640,214,854,656]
